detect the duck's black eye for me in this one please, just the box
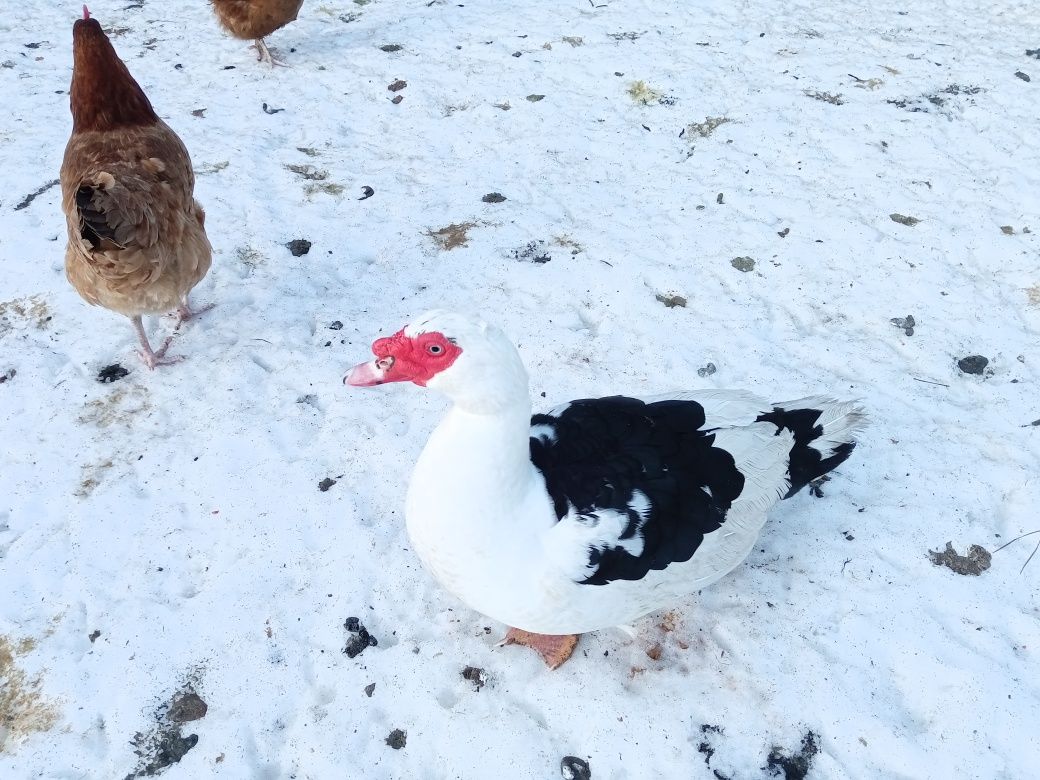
[428,344,444,355]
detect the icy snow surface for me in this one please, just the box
[2,0,1039,778]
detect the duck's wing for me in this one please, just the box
[529,395,792,586]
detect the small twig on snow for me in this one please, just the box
[912,376,950,388]
[991,529,1040,573]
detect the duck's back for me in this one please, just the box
[519,391,865,631]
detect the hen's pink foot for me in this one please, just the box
[500,628,579,670]
[174,300,215,328]
[137,345,184,370]
[132,316,182,370]
[252,38,288,67]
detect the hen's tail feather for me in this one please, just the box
[756,397,867,498]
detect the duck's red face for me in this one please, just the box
[345,328,462,387]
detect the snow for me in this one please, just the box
[1,0,1039,777]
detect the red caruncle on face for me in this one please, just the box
[371,328,462,386]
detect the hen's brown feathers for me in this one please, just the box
[210,0,304,41]
[62,125,211,316]
[70,18,157,133]
[61,17,211,319]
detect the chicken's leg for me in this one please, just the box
[131,315,179,370]
[175,294,214,328]
[500,628,579,669]
[253,38,288,67]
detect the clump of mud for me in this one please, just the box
[124,676,207,778]
[97,363,129,383]
[343,617,378,659]
[928,542,991,576]
[561,755,591,779]
[512,240,551,264]
[461,666,487,691]
[766,730,819,780]
[957,355,989,375]
[696,724,725,775]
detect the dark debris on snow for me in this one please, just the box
[957,355,988,375]
[928,542,991,576]
[561,756,591,780]
[343,617,378,658]
[385,728,407,750]
[766,730,820,780]
[97,363,129,383]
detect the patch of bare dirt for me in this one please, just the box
[78,385,152,429]
[0,635,60,753]
[75,458,115,498]
[804,90,844,105]
[426,222,479,251]
[0,295,52,339]
[552,235,584,255]
[686,116,731,138]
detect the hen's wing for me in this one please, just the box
[61,124,203,303]
[530,396,791,585]
[73,168,163,254]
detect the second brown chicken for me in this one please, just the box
[210,0,305,65]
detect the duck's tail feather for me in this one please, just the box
[755,397,867,498]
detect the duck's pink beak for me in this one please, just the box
[344,359,389,387]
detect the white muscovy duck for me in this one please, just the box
[346,311,866,668]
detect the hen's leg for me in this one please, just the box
[253,38,288,67]
[131,316,179,370]
[500,629,579,669]
[175,294,214,328]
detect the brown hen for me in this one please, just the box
[210,0,305,65]
[61,9,212,369]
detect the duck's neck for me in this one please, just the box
[414,398,535,507]
[405,395,543,618]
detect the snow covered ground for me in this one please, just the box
[2,0,1039,777]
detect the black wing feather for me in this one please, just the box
[529,396,746,586]
[755,406,856,497]
[75,185,121,249]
